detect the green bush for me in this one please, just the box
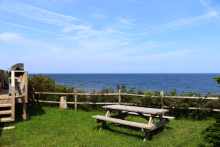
[203,113,220,146]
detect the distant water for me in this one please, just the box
[28,73,220,95]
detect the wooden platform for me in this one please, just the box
[0,89,10,99]
[0,89,25,103]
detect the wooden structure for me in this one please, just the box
[0,64,28,123]
[92,105,175,141]
[34,90,220,112]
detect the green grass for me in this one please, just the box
[0,105,216,147]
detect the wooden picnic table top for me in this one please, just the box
[102,105,169,115]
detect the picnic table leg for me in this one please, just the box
[159,114,166,131]
[143,130,150,142]
[143,114,155,141]
[102,109,112,128]
[117,110,125,120]
[137,112,152,123]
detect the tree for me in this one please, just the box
[213,76,220,87]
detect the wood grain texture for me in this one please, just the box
[0,110,11,115]
[102,105,169,114]
[92,115,154,129]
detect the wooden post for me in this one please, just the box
[1,71,3,88]
[74,89,77,110]
[119,89,121,105]
[25,71,28,103]
[22,100,29,120]
[160,91,164,109]
[32,88,35,106]
[11,71,15,120]
[59,96,67,109]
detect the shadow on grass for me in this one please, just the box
[14,101,46,123]
[94,122,173,141]
[0,101,46,136]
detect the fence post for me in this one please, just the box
[60,96,67,109]
[32,88,35,106]
[119,89,121,105]
[74,89,78,110]
[160,91,164,109]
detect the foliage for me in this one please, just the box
[28,74,75,102]
[213,76,220,86]
[202,113,220,146]
[144,90,152,96]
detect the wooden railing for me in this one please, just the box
[33,89,220,112]
[1,70,9,87]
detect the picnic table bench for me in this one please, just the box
[92,105,175,141]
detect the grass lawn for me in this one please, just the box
[0,105,215,147]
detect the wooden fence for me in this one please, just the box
[33,89,220,112]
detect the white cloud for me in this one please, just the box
[155,11,219,31]
[0,0,89,33]
[0,21,70,37]
[0,33,22,41]
[199,0,219,19]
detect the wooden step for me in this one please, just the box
[0,99,11,104]
[0,104,11,107]
[92,115,154,129]
[0,110,12,115]
[0,117,14,122]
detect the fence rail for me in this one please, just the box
[33,89,220,112]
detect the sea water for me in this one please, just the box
[29,73,220,95]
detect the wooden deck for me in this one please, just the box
[0,89,10,99]
[0,89,25,103]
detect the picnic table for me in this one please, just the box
[92,105,175,141]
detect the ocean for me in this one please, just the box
[29,73,220,95]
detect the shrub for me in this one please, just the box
[203,113,220,146]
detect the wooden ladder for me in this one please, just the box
[0,96,15,122]
[0,71,14,123]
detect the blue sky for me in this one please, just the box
[0,0,220,73]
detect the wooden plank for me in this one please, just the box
[0,104,11,107]
[92,115,154,129]
[0,117,14,122]
[35,92,75,95]
[144,119,169,132]
[102,105,169,115]
[0,110,12,115]
[0,99,11,103]
[123,111,175,120]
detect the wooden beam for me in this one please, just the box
[74,89,77,110]
[25,71,28,103]
[11,71,15,120]
[118,89,121,105]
